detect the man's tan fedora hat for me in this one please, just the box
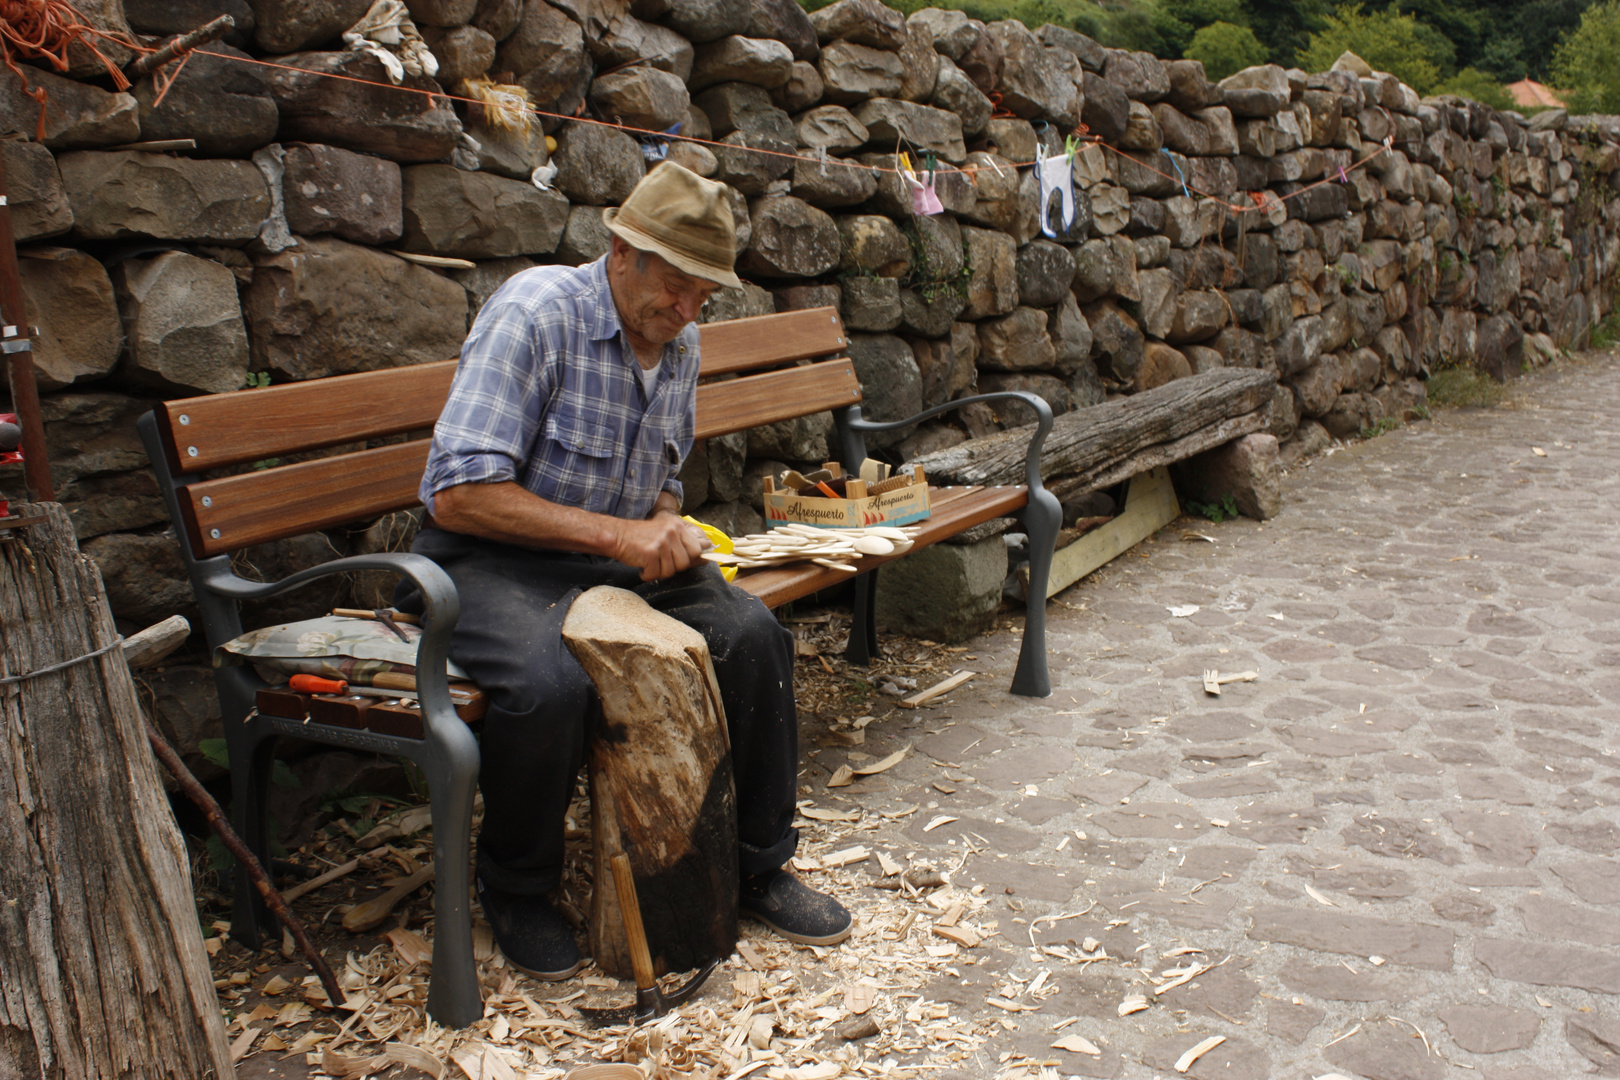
[602,161,742,289]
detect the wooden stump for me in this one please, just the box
[561,586,738,979]
[0,504,232,1079]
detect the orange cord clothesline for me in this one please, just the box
[192,45,1398,217]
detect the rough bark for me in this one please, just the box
[1048,408,1270,502]
[0,503,232,1080]
[912,368,1277,490]
[561,586,738,980]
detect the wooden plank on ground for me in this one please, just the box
[1019,467,1179,600]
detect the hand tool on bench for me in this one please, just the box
[286,673,475,702]
[580,853,718,1027]
[331,607,419,642]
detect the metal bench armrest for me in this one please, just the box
[193,553,467,748]
[843,391,1056,494]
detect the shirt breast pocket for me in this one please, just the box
[543,403,619,460]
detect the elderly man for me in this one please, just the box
[406,162,851,980]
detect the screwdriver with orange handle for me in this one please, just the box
[284,672,476,702]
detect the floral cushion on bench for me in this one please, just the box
[217,614,470,685]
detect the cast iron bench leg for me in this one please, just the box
[845,567,880,665]
[1010,486,1061,697]
[421,723,481,1027]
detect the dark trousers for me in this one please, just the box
[399,527,800,895]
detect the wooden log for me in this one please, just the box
[0,504,232,1079]
[1047,407,1270,502]
[911,369,1278,489]
[561,587,738,980]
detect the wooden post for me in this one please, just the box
[0,504,231,1078]
[561,587,738,980]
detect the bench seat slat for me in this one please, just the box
[158,362,458,474]
[696,308,848,376]
[734,484,1030,609]
[182,441,429,558]
[694,361,860,441]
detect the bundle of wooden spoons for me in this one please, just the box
[702,523,921,572]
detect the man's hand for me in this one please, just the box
[613,511,711,581]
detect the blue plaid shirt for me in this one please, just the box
[420,256,700,523]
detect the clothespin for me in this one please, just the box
[816,146,829,176]
[1336,163,1349,184]
[1064,134,1081,163]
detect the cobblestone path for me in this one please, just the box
[818,354,1620,1080]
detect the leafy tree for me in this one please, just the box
[1297,3,1445,92]
[1239,0,1330,65]
[1150,0,1249,55]
[1551,0,1620,112]
[1514,0,1596,80]
[1186,20,1269,78]
[1433,66,1515,111]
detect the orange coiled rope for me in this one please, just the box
[0,0,147,138]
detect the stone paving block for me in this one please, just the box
[1475,938,1620,993]
[1248,906,1454,969]
[1550,859,1620,904]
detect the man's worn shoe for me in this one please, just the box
[739,869,852,945]
[477,878,584,980]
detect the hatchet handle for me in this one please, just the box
[610,853,656,992]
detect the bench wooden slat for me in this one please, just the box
[734,484,1030,609]
[694,361,861,441]
[157,361,458,475]
[156,307,849,475]
[182,441,429,558]
[697,307,848,376]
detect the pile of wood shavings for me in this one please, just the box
[212,612,1047,1079]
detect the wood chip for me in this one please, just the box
[876,851,903,876]
[1052,1034,1102,1055]
[1175,1036,1225,1072]
[932,923,981,948]
[827,765,854,788]
[1532,446,1547,456]
[384,1043,444,1080]
[823,845,870,867]
[853,745,910,775]
[1118,995,1149,1016]
[899,670,976,708]
[1305,885,1335,907]
[383,927,433,967]
[845,983,877,1015]
[800,806,861,822]
[922,814,958,833]
[229,1026,262,1063]
[986,996,1037,1012]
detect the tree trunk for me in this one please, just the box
[561,587,738,980]
[0,504,233,1079]
[913,369,1278,490]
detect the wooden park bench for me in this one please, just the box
[138,305,1061,1027]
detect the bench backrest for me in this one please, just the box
[149,307,855,560]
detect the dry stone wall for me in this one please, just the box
[2,0,1619,653]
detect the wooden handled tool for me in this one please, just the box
[579,853,719,1027]
[343,862,435,933]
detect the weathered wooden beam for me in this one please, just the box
[1048,408,1270,502]
[912,369,1278,490]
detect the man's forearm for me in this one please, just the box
[648,490,682,519]
[432,481,621,556]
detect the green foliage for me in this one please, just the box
[1433,66,1515,111]
[1592,312,1620,351]
[197,738,299,790]
[243,371,271,389]
[1186,20,1269,77]
[1359,416,1402,438]
[1552,0,1620,114]
[1297,4,1445,92]
[1186,493,1240,522]
[1425,367,1507,408]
